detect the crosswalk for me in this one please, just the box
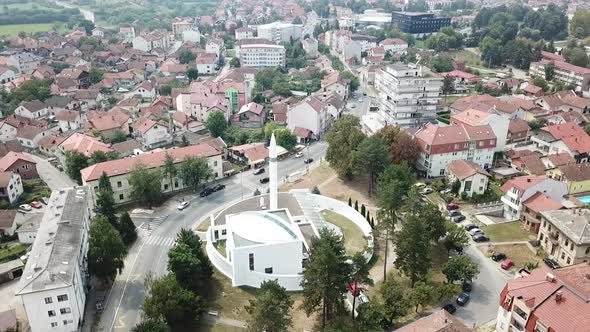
[138,214,169,236]
[143,235,176,247]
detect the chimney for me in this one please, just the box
[546,273,556,282]
[555,290,563,302]
[527,178,531,183]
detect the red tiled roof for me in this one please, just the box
[523,192,562,212]
[447,160,489,180]
[242,145,268,163]
[86,109,130,131]
[541,122,590,154]
[238,102,264,116]
[0,152,36,171]
[500,175,547,196]
[524,84,543,94]
[55,110,80,122]
[81,144,220,182]
[59,133,113,157]
[451,109,492,126]
[547,152,575,167]
[558,163,590,182]
[395,309,471,332]
[379,38,407,45]
[414,123,496,147]
[293,127,312,138]
[440,70,481,82]
[508,119,530,134]
[541,51,565,61]
[131,118,158,134]
[516,154,546,175]
[536,59,590,75]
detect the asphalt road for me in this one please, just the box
[26,153,75,190]
[97,141,328,332]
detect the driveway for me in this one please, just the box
[26,153,75,190]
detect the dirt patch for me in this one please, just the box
[478,243,543,271]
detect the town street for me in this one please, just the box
[26,153,75,190]
[96,141,328,332]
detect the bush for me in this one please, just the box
[253,188,261,196]
[311,186,321,195]
[431,180,446,191]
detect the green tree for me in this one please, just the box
[571,10,590,38]
[544,61,555,81]
[442,75,454,101]
[409,281,433,312]
[275,128,297,151]
[355,302,385,332]
[442,255,480,284]
[167,228,213,293]
[300,228,352,329]
[311,186,321,195]
[272,80,292,97]
[179,156,212,191]
[350,252,373,319]
[163,153,177,193]
[187,68,199,81]
[89,68,104,84]
[78,19,95,34]
[131,319,169,332]
[142,273,206,328]
[533,77,549,92]
[563,47,589,67]
[375,126,420,165]
[442,221,470,252]
[178,50,196,64]
[326,115,367,180]
[98,172,113,193]
[88,216,127,283]
[430,56,454,73]
[128,163,162,208]
[118,212,138,245]
[417,204,447,243]
[65,151,88,184]
[394,215,432,287]
[205,111,227,138]
[380,278,408,322]
[109,130,128,144]
[246,280,293,332]
[95,187,117,227]
[230,57,240,67]
[341,71,360,91]
[353,137,389,194]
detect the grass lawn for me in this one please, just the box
[480,221,536,242]
[214,240,226,257]
[0,243,28,263]
[479,243,543,271]
[452,50,482,66]
[425,192,446,208]
[321,209,367,255]
[0,23,57,36]
[489,182,504,198]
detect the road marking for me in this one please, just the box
[113,316,126,329]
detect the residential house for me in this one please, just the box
[520,192,563,233]
[45,96,80,116]
[320,71,349,100]
[0,171,23,204]
[0,121,18,142]
[37,135,66,156]
[111,139,142,157]
[287,96,333,139]
[446,160,490,197]
[85,109,131,140]
[542,152,576,174]
[0,152,38,179]
[495,263,590,332]
[511,154,546,176]
[0,66,17,84]
[507,119,531,144]
[396,309,471,332]
[450,94,525,119]
[451,108,509,151]
[196,55,217,75]
[0,210,18,236]
[75,89,103,111]
[80,144,223,204]
[58,133,113,160]
[55,111,82,132]
[16,125,55,149]
[378,38,408,54]
[14,100,49,119]
[549,163,590,195]
[231,102,266,128]
[131,118,172,148]
[206,38,224,56]
[500,175,567,220]
[537,209,590,266]
[440,70,482,93]
[176,93,229,123]
[103,71,137,90]
[301,38,318,58]
[15,213,43,244]
[531,122,590,161]
[227,143,268,167]
[0,140,23,157]
[412,123,496,178]
[92,28,104,37]
[119,27,136,40]
[56,68,90,89]
[538,90,590,115]
[129,81,156,102]
[524,84,544,97]
[132,30,170,52]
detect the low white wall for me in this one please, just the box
[205,228,233,279]
[240,270,303,291]
[310,193,374,263]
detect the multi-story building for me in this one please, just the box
[451,109,509,151]
[239,44,286,68]
[16,187,93,332]
[132,30,170,52]
[378,38,408,54]
[530,60,590,96]
[538,208,590,266]
[500,175,567,221]
[391,12,451,34]
[172,19,193,38]
[495,263,590,332]
[257,22,303,44]
[0,171,23,204]
[412,123,496,178]
[375,64,443,127]
[531,122,590,162]
[80,144,223,204]
[235,27,255,40]
[7,52,41,75]
[520,192,563,233]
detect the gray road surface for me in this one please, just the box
[26,153,75,190]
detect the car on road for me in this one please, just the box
[492,252,507,261]
[543,258,560,269]
[450,214,466,223]
[456,292,470,306]
[253,168,265,175]
[447,203,459,211]
[443,303,457,314]
[295,152,303,158]
[260,177,270,184]
[41,197,49,205]
[472,233,489,242]
[30,201,42,209]
[448,210,462,217]
[350,104,356,108]
[501,259,514,270]
[177,201,190,210]
[19,204,32,211]
[464,223,478,231]
[200,188,215,197]
[213,184,226,191]
[468,228,483,236]
[419,187,434,195]
[358,98,363,102]
[448,248,463,258]
[304,158,314,164]
[462,280,472,292]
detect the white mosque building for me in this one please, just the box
[205,134,374,290]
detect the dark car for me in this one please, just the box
[456,292,470,306]
[213,184,226,191]
[448,210,461,217]
[253,168,265,175]
[543,258,560,269]
[304,158,314,164]
[443,303,457,314]
[450,215,466,223]
[260,177,270,184]
[472,234,489,242]
[464,223,478,231]
[447,203,459,211]
[200,188,214,197]
[462,281,472,292]
[492,252,507,261]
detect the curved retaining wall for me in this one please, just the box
[205,228,233,279]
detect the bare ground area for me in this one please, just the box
[477,243,544,271]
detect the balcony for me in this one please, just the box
[549,231,559,244]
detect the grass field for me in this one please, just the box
[0,23,57,36]
[0,243,28,263]
[321,209,367,255]
[480,221,536,242]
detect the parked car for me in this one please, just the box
[448,210,462,217]
[501,259,514,270]
[253,168,265,175]
[447,203,459,211]
[41,197,49,205]
[177,201,190,210]
[543,258,560,269]
[443,303,457,314]
[456,292,470,306]
[450,214,466,223]
[472,234,489,242]
[304,158,314,164]
[448,248,463,258]
[492,252,507,261]
[19,204,32,211]
[295,152,303,158]
[464,223,478,231]
[213,184,226,191]
[419,187,434,195]
[260,177,270,184]
[462,280,472,292]
[468,228,483,236]
[30,201,42,209]
[200,188,215,197]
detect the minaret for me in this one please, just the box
[269,133,278,210]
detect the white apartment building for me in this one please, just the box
[0,171,23,203]
[239,44,286,68]
[500,175,567,221]
[7,52,40,75]
[16,187,93,332]
[530,60,590,96]
[375,64,443,127]
[132,31,170,52]
[257,22,303,44]
[538,209,590,266]
[235,27,255,40]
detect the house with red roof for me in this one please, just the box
[0,152,37,179]
[537,210,590,266]
[440,70,482,93]
[446,160,490,197]
[451,108,509,151]
[500,175,567,220]
[531,122,590,162]
[529,59,590,94]
[55,110,82,132]
[85,109,131,140]
[228,143,269,167]
[450,94,525,119]
[58,132,113,159]
[520,192,563,233]
[286,96,333,140]
[80,144,222,204]
[411,123,496,178]
[511,154,546,176]
[524,84,544,97]
[131,117,172,148]
[231,102,266,128]
[549,163,590,195]
[495,263,590,332]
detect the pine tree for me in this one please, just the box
[348,197,352,207]
[354,200,359,211]
[118,212,137,245]
[370,217,375,228]
[366,211,370,223]
[361,204,366,217]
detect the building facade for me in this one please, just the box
[257,22,303,44]
[538,209,590,266]
[239,44,286,68]
[530,60,590,95]
[500,176,568,221]
[391,12,451,34]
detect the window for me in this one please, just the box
[117,181,122,188]
[48,310,56,317]
[439,169,445,176]
[57,294,68,302]
[44,297,53,304]
[60,307,71,314]
[586,247,590,255]
[565,239,569,247]
[221,229,227,235]
[265,267,273,274]
[175,181,179,188]
[570,243,574,251]
[567,257,571,264]
[50,322,58,328]
[119,194,124,200]
[249,253,254,270]
[214,161,218,166]
[561,253,565,260]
